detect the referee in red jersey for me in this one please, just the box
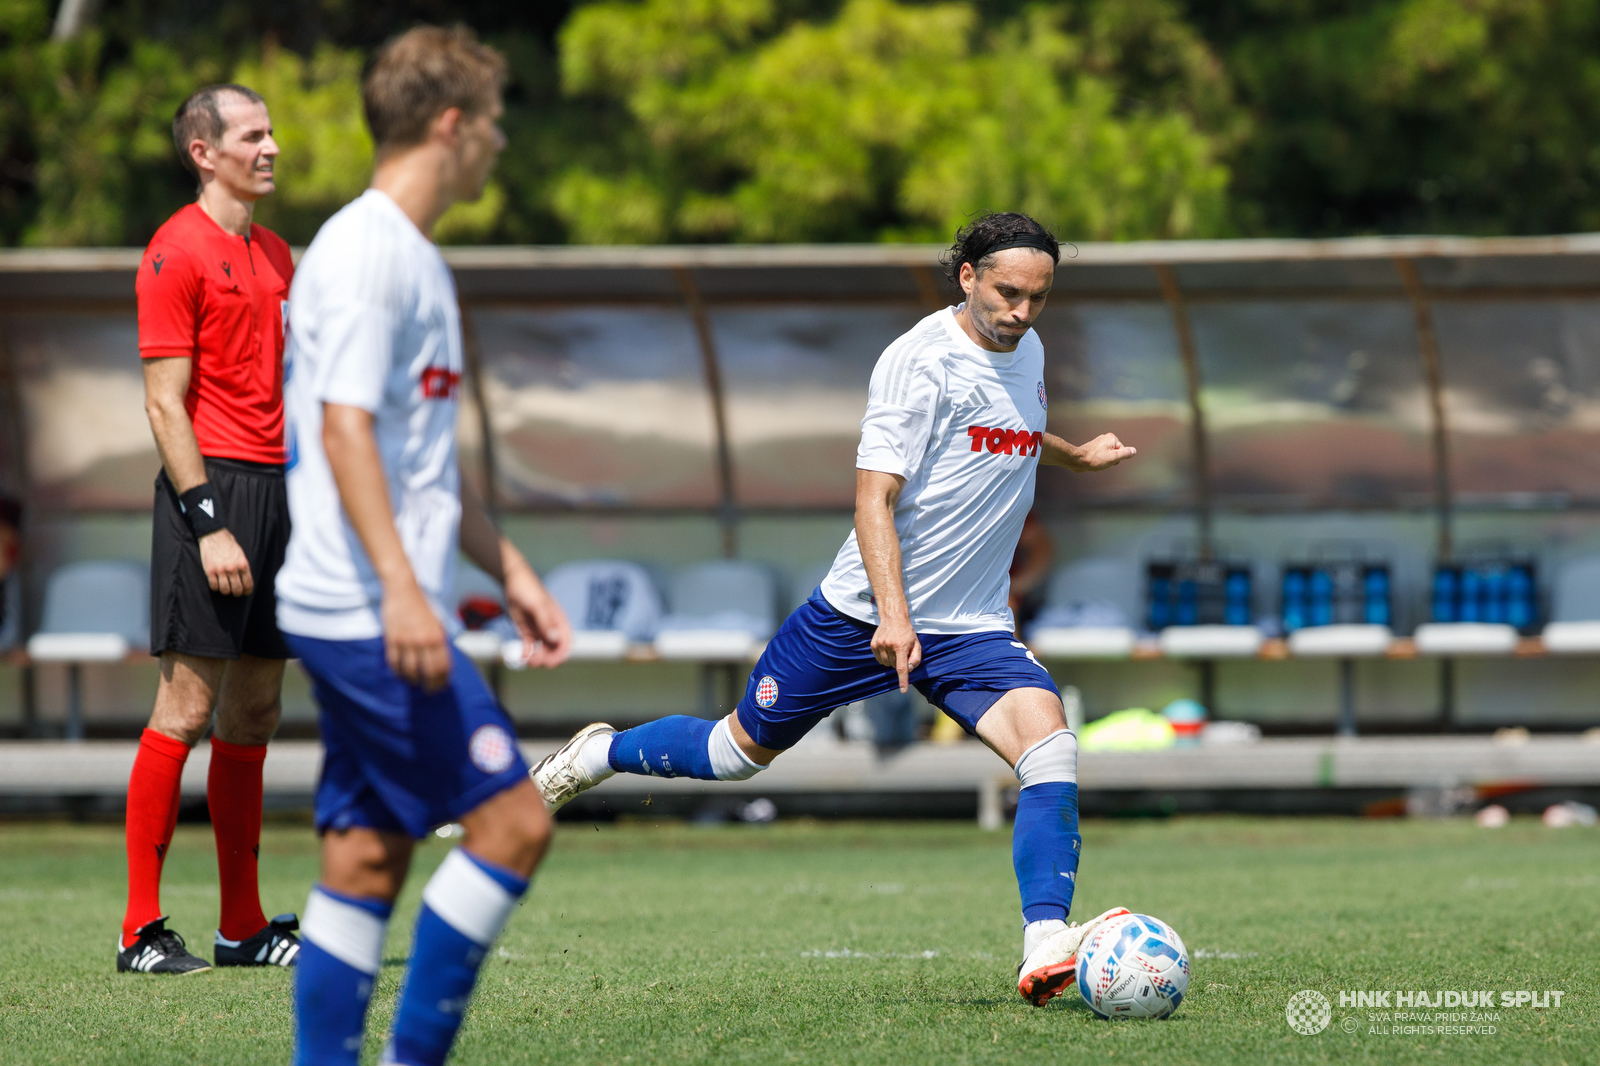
[119,84,300,975]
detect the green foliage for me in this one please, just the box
[435,180,508,244]
[4,0,1600,244]
[235,43,373,243]
[0,0,210,247]
[554,0,1233,242]
[1205,0,1600,234]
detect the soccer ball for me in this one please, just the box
[1076,913,1189,1019]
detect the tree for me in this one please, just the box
[554,0,1237,242]
[1194,0,1600,235]
[0,0,207,246]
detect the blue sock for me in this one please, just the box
[607,715,718,778]
[1012,782,1081,923]
[386,850,529,1066]
[295,887,392,1066]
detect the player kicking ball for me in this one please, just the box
[535,212,1135,1007]
[275,27,571,1065]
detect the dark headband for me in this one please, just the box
[967,232,1059,264]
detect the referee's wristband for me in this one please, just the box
[177,483,228,538]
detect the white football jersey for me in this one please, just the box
[821,306,1048,634]
[275,189,464,641]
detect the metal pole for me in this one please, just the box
[1198,659,1216,717]
[456,301,502,523]
[1153,264,1214,560]
[1397,258,1458,726]
[66,663,84,741]
[674,269,739,558]
[1395,257,1453,563]
[1337,658,1357,736]
[1439,659,1455,732]
[0,316,38,731]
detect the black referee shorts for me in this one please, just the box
[151,457,291,661]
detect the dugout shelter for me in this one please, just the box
[4,235,1600,739]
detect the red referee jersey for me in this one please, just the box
[136,203,294,465]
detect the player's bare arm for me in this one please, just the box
[855,468,922,692]
[142,356,254,596]
[458,473,572,668]
[1039,431,1137,471]
[322,402,451,691]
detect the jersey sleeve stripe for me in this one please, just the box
[881,323,930,406]
[887,321,944,406]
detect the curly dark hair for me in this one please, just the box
[941,212,1060,286]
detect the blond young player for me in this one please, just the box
[276,27,571,1065]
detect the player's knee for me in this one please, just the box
[497,784,554,859]
[709,716,767,781]
[148,696,210,747]
[1013,728,1077,788]
[216,698,281,745]
[324,828,412,901]
[515,797,554,852]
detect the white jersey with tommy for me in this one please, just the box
[821,306,1048,634]
[275,189,464,641]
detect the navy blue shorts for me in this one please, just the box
[735,593,1060,750]
[287,633,530,839]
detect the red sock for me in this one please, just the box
[123,728,191,947]
[209,736,269,942]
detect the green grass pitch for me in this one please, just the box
[0,815,1595,1064]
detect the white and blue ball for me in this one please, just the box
[1076,913,1189,1019]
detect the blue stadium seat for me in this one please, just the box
[26,559,149,741]
[656,560,777,662]
[1542,555,1600,652]
[26,560,149,662]
[1027,558,1139,659]
[543,559,665,661]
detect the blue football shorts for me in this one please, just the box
[735,592,1060,750]
[286,633,530,839]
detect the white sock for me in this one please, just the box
[421,849,519,946]
[577,733,616,782]
[303,887,388,975]
[1023,918,1067,959]
[1013,729,1077,788]
[708,717,764,781]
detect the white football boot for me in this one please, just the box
[530,722,615,812]
[1016,906,1131,1007]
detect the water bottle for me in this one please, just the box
[1148,573,1170,630]
[1364,567,1391,626]
[1225,569,1251,626]
[1282,569,1308,632]
[1507,565,1534,631]
[1176,578,1199,626]
[1310,568,1334,627]
[1482,567,1507,624]
[1432,567,1457,623]
[1459,568,1482,622]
